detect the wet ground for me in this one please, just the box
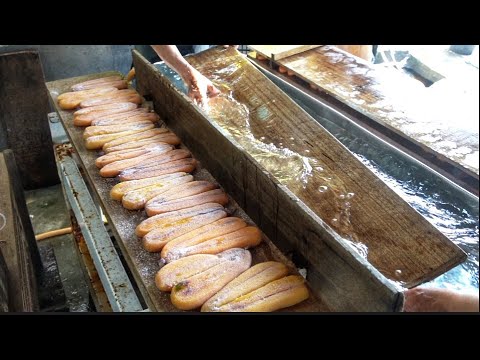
[25,179,91,312]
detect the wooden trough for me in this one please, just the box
[133,47,466,312]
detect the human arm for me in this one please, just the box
[403,287,479,312]
[151,45,219,105]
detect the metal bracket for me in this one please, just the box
[58,156,144,312]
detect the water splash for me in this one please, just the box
[191,55,364,258]
[324,117,479,292]
[203,80,358,244]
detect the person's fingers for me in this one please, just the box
[186,68,220,106]
[207,83,220,97]
[188,87,207,107]
[126,67,136,82]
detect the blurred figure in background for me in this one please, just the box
[335,45,375,62]
[135,45,211,63]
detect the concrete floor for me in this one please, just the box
[25,185,91,312]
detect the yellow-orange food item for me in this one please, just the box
[155,248,252,310]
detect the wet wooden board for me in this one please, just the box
[135,49,400,312]
[334,45,373,61]
[46,72,326,312]
[249,45,321,61]
[275,45,479,195]
[0,247,8,311]
[134,47,466,311]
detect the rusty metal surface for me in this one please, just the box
[59,155,143,312]
[71,217,112,312]
[46,72,327,312]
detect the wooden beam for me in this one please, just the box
[0,248,9,312]
[0,51,59,190]
[0,150,39,311]
[249,45,322,61]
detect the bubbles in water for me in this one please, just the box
[321,115,479,291]
[201,66,361,254]
[346,240,369,259]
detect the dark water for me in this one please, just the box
[155,62,479,292]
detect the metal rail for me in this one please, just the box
[57,155,144,312]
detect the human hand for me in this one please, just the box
[184,67,220,106]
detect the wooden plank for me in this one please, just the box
[0,248,9,312]
[135,47,467,309]
[36,243,68,312]
[3,150,44,277]
[275,45,479,195]
[134,50,400,312]
[0,51,59,189]
[334,45,373,61]
[2,149,66,312]
[46,72,326,312]
[249,45,321,61]
[0,150,39,311]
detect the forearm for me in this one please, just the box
[151,45,219,104]
[447,291,479,312]
[404,287,480,312]
[151,45,194,83]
